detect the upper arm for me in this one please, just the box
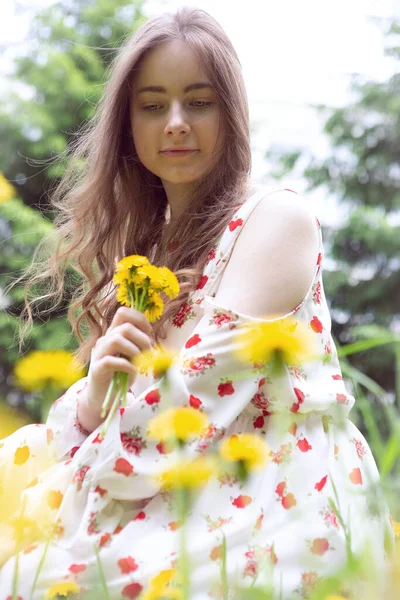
[213,190,320,319]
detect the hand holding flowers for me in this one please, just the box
[78,255,180,439]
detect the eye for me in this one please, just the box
[192,101,212,108]
[142,104,159,111]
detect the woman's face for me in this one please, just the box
[130,40,224,205]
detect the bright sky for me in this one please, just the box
[1,0,399,227]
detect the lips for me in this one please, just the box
[161,149,198,155]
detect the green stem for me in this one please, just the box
[177,487,191,600]
[100,376,118,419]
[30,523,54,597]
[138,280,149,312]
[100,384,125,439]
[93,543,112,600]
[220,532,229,600]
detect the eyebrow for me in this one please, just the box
[136,82,214,95]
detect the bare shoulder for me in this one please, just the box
[213,189,320,319]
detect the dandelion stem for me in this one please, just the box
[93,543,112,600]
[100,376,117,419]
[100,385,124,439]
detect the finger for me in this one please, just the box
[108,323,152,352]
[110,306,153,336]
[97,334,141,362]
[91,356,137,380]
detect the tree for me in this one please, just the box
[0,0,147,414]
[263,18,400,408]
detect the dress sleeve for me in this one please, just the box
[46,376,91,461]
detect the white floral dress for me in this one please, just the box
[0,184,394,599]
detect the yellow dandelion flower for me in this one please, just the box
[133,346,178,378]
[144,292,164,323]
[13,350,86,392]
[136,264,165,290]
[115,280,131,307]
[0,173,16,204]
[392,521,400,537]
[143,589,183,600]
[234,317,318,367]
[219,433,270,472]
[115,255,149,272]
[45,581,80,598]
[155,455,217,490]
[147,407,209,442]
[158,266,180,299]
[150,569,180,589]
[324,597,348,600]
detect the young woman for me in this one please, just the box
[0,7,394,598]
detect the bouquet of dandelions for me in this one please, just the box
[99,255,180,439]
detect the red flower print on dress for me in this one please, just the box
[211,310,238,329]
[118,556,139,574]
[253,415,264,429]
[197,275,208,290]
[88,512,100,535]
[144,389,161,405]
[69,563,87,573]
[351,437,367,460]
[182,353,216,375]
[156,440,174,454]
[313,280,321,304]
[251,391,269,411]
[228,218,243,231]
[122,582,143,599]
[189,394,202,409]
[275,482,287,497]
[121,428,146,455]
[310,538,330,556]
[290,387,305,413]
[254,512,264,531]
[217,380,235,396]
[332,373,343,380]
[324,339,332,356]
[168,520,183,531]
[46,428,54,445]
[297,438,312,452]
[288,423,297,436]
[319,506,339,529]
[94,485,107,497]
[205,516,234,532]
[206,248,216,264]
[91,433,103,444]
[99,532,111,548]
[70,446,80,458]
[73,465,90,492]
[172,302,195,328]
[314,475,328,492]
[232,495,252,508]
[281,493,297,510]
[270,443,292,465]
[210,544,223,561]
[114,458,134,476]
[295,571,320,597]
[310,316,323,333]
[185,334,202,348]
[134,511,146,520]
[23,543,38,554]
[336,393,348,404]
[349,467,363,485]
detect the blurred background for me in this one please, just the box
[0,0,399,512]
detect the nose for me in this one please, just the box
[164,101,190,136]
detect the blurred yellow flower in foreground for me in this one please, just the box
[133,346,178,379]
[219,433,270,472]
[13,350,85,392]
[0,403,30,440]
[155,455,217,490]
[234,316,319,368]
[0,172,16,204]
[147,407,209,443]
[142,568,182,600]
[45,581,80,598]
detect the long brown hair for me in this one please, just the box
[10,7,252,366]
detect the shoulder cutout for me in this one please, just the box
[212,189,320,319]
